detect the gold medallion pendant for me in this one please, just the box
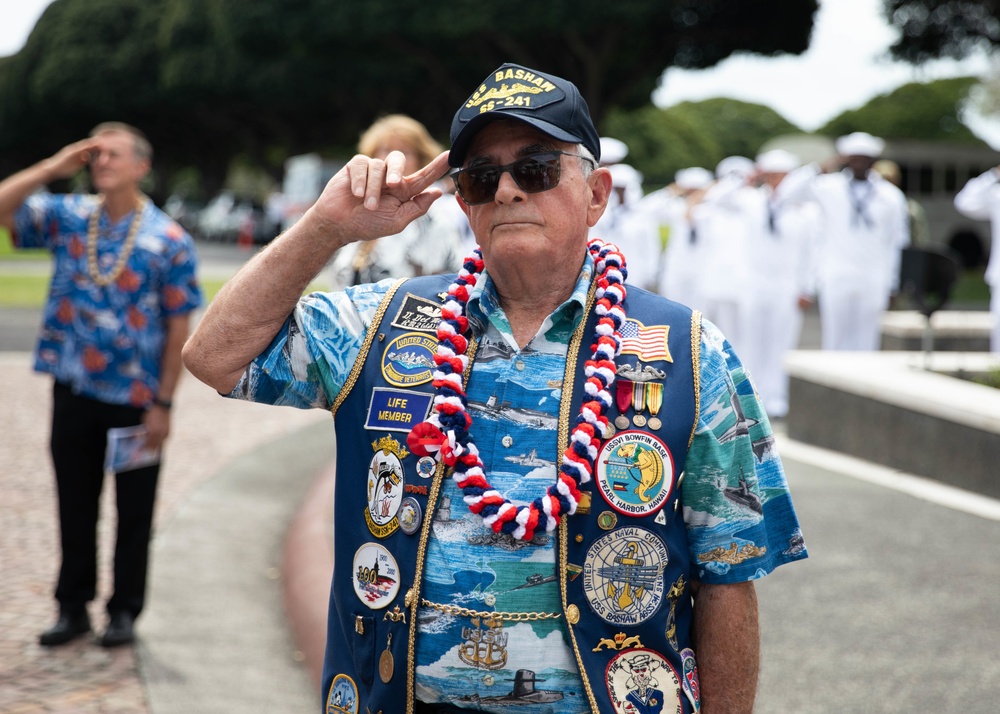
[379,633,394,683]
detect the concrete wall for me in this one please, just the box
[785,351,1000,499]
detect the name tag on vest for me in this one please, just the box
[365,388,433,432]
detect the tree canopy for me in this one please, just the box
[884,0,1000,62]
[603,99,800,187]
[0,0,818,197]
[817,76,986,144]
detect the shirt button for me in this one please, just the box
[483,674,495,686]
[501,435,513,448]
[484,593,497,606]
[515,360,525,371]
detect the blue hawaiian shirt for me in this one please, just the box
[229,255,806,711]
[13,193,202,407]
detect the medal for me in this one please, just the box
[615,379,632,430]
[631,382,647,427]
[647,382,663,431]
[379,633,394,683]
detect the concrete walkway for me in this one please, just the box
[0,352,327,713]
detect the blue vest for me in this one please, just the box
[322,275,700,714]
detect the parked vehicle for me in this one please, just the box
[281,153,343,231]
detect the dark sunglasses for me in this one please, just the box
[452,151,595,205]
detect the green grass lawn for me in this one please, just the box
[2,222,992,310]
[0,275,230,308]
[0,228,48,260]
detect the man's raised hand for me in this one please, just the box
[307,150,451,245]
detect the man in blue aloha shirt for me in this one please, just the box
[0,122,202,648]
[184,64,807,714]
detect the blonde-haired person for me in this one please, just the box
[327,114,464,289]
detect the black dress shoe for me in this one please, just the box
[98,611,135,647]
[39,611,91,646]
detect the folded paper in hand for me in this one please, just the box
[105,425,161,473]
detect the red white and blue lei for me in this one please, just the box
[407,238,628,541]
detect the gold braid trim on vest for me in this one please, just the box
[688,309,702,449]
[330,278,407,419]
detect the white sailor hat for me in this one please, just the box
[715,155,754,180]
[755,149,801,174]
[674,167,714,190]
[608,162,643,188]
[835,131,885,158]
[599,137,629,165]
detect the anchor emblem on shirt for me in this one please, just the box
[458,616,509,670]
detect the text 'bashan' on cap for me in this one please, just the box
[449,63,601,167]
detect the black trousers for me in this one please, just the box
[50,382,160,618]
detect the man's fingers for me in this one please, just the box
[384,150,407,187]
[364,159,387,209]
[406,151,451,195]
[347,155,371,198]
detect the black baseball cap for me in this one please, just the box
[449,63,601,168]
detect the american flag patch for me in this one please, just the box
[619,320,672,362]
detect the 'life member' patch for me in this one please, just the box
[365,387,433,433]
[381,332,436,387]
[596,431,674,517]
[352,542,400,610]
[605,648,682,714]
[583,526,667,626]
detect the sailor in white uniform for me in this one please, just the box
[695,156,757,351]
[590,162,661,291]
[954,166,1000,352]
[739,150,820,417]
[639,167,714,310]
[779,132,909,350]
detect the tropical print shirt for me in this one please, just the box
[228,253,807,711]
[13,193,202,407]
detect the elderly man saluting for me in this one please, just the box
[183,64,807,714]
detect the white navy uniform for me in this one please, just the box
[591,163,661,292]
[640,167,714,310]
[780,164,909,350]
[953,167,1000,352]
[739,181,820,416]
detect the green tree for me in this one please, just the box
[601,106,720,188]
[0,0,819,196]
[602,99,799,187]
[662,98,799,163]
[817,76,986,144]
[884,1,1000,63]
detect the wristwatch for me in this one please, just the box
[153,396,173,409]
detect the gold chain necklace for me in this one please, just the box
[86,195,148,287]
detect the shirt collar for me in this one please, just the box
[467,250,596,338]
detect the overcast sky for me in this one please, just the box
[2,0,997,143]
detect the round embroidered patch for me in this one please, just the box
[381,332,437,387]
[415,455,437,479]
[596,430,674,517]
[582,526,667,626]
[326,673,359,713]
[352,542,400,609]
[398,496,422,535]
[605,648,681,714]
